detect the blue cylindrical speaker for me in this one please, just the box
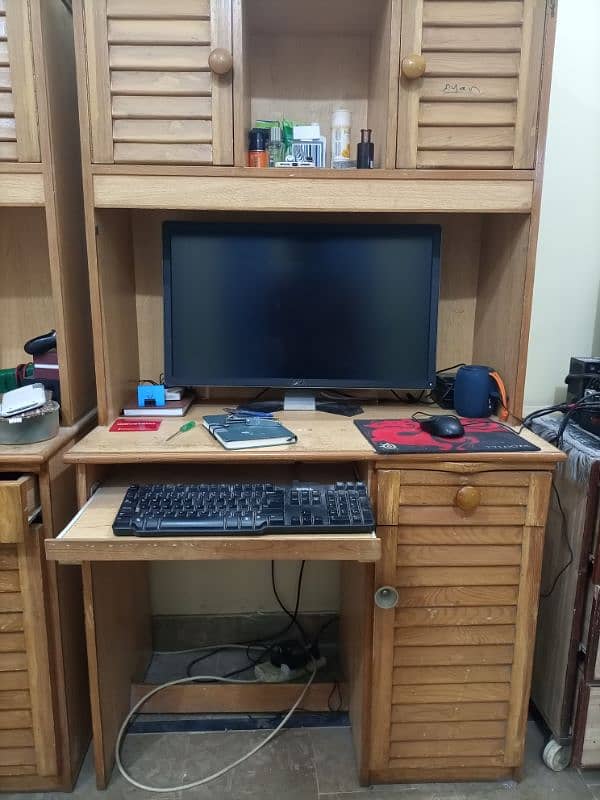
[454,365,493,418]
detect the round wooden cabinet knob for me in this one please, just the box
[209,48,233,75]
[401,54,427,80]
[455,486,481,513]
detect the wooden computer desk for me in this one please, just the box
[45,405,564,789]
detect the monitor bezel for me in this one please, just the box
[163,221,441,390]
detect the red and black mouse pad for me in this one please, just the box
[354,418,540,454]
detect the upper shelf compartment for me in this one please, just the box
[234,0,401,168]
[76,0,548,174]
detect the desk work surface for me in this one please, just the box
[65,404,562,466]
[44,482,381,564]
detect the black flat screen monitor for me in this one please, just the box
[163,222,441,390]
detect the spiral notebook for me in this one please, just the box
[203,414,297,451]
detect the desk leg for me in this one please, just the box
[340,560,374,786]
[82,561,152,789]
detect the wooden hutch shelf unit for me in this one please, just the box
[63,0,560,790]
[0,0,95,792]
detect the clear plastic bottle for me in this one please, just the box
[268,127,285,167]
[331,108,353,169]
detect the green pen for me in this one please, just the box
[165,420,197,443]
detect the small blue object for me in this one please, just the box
[137,384,166,408]
[454,365,493,418]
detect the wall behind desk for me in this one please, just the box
[151,561,340,615]
[524,0,600,414]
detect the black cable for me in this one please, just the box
[392,389,435,405]
[436,362,466,374]
[186,560,308,679]
[271,561,307,643]
[540,482,574,600]
[391,389,412,403]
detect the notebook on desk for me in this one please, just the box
[203,414,297,450]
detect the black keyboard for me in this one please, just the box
[113,481,375,537]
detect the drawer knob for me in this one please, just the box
[375,586,399,610]
[455,486,481,513]
[209,48,234,75]
[401,54,427,80]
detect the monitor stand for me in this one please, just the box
[283,392,317,412]
[238,394,362,418]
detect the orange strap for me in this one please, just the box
[489,371,509,421]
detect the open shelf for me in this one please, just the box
[0,206,95,427]
[0,208,55,371]
[45,481,381,564]
[237,0,399,169]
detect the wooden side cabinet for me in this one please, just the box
[367,465,552,784]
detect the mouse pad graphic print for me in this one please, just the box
[354,418,540,454]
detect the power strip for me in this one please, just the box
[254,656,327,683]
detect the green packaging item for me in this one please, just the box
[0,368,18,394]
[0,364,34,394]
[255,119,294,159]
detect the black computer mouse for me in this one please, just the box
[419,414,465,438]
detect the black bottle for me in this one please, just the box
[357,129,374,169]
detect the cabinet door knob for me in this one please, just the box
[401,54,427,80]
[455,486,481,513]
[209,48,233,75]
[374,586,399,610]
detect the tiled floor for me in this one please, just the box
[7,719,600,800]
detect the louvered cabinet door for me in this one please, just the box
[370,468,552,783]
[82,0,234,165]
[397,0,546,169]
[0,477,57,783]
[0,0,40,162]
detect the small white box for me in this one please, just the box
[0,384,46,417]
[293,123,321,140]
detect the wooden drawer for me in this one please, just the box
[397,0,546,169]
[80,0,234,165]
[378,469,550,528]
[0,527,57,779]
[0,477,40,545]
[0,0,40,162]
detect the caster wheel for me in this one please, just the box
[543,739,571,771]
